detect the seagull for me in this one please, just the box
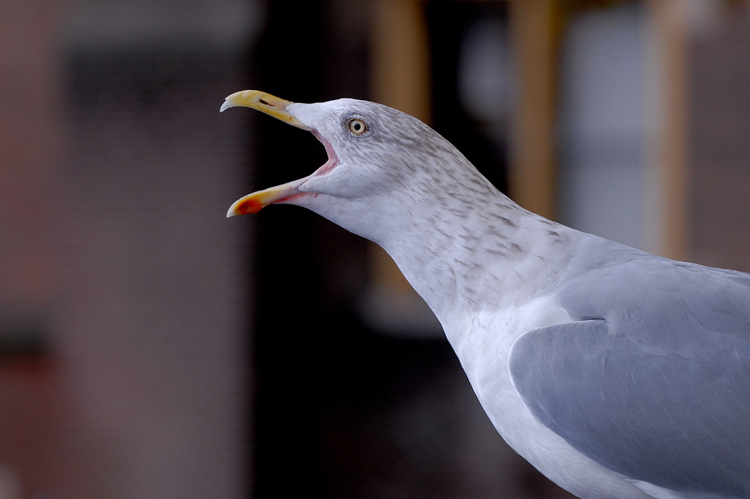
[221,90,750,499]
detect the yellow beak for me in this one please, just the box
[220,90,308,129]
[225,177,310,217]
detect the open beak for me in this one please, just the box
[221,90,311,217]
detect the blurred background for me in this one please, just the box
[1,0,750,498]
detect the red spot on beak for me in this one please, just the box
[236,198,265,215]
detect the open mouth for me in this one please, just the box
[220,90,338,217]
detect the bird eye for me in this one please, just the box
[347,118,368,135]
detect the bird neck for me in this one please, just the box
[377,190,577,330]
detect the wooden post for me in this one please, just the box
[644,0,690,260]
[371,0,431,123]
[508,0,559,220]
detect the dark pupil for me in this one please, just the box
[353,122,361,131]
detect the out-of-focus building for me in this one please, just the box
[1,1,750,498]
[0,1,256,498]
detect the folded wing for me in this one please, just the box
[509,258,750,497]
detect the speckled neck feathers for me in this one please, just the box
[284,98,580,327]
[374,153,576,326]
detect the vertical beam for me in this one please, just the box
[644,0,690,260]
[371,0,431,123]
[0,1,61,494]
[0,2,59,311]
[509,0,558,219]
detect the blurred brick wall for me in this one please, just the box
[58,47,251,499]
[0,1,65,497]
[0,2,59,309]
[0,1,256,498]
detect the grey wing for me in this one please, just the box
[509,258,750,497]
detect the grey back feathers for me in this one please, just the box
[510,240,750,497]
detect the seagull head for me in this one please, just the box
[220,90,489,244]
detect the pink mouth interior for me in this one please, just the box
[308,130,338,178]
[236,128,339,213]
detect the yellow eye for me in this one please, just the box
[347,118,368,135]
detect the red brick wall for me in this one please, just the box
[0,2,64,497]
[0,2,253,498]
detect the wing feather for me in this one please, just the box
[509,257,750,497]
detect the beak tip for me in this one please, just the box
[220,100,233,113]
